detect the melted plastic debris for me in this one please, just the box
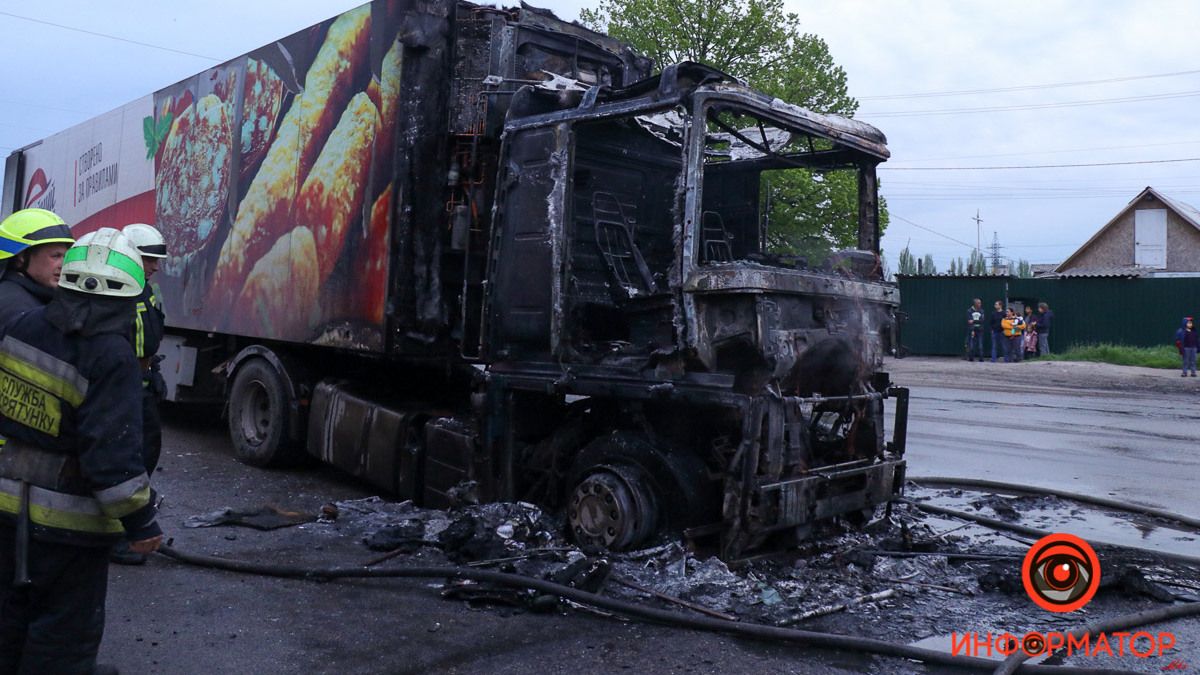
[281,487,1200,640]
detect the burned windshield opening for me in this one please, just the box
[700,105,867,268]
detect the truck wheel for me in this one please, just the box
[568,464,658,551]
[228,359,295,467]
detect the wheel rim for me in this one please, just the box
[569,466,656,551]
[238,378,272,446]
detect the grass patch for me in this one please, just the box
[1040,343,1182,370]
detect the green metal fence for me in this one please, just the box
[896,275,1200,356]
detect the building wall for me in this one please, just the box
[1066,208,1136,270]
[1165,209,1200,270]
[1062,195,1200,271]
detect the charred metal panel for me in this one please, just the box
[720,393,905,558]
[307,380,418,496]
[686,265,898,379]
[449,2,651,138]
[423,416,480,507]
[485,124,570,358]
[857,163,880,255]
[390,0,454,348]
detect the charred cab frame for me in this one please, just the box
[477,62,907,559]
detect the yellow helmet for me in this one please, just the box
[0,208,75,261]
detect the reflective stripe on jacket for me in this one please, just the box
[131,282,165,361]
[0,305,158,546]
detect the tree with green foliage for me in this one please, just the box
[581,0,887,259]
[968,249,988,275]
[1017,259,1032,278]
[920,254,937,276]
[897,245,917,276]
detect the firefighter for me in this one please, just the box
[0,227,162,674]
[110,223,168,565]
[0,208,75,314]
[0,208,76,457]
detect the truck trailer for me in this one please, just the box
[2,0,907,559]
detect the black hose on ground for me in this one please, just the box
[899,498,1200,567]
[908,476,1200,530]
[158,545,1134,674]
[993,602,1200,675]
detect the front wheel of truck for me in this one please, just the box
[228,358,297,467]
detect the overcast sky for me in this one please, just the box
[2,1,1198,271]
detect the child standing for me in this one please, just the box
[1176,316,1198,377]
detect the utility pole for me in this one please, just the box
[972,209,983,253]
[989,231,1003,270]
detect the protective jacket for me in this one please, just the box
[0,269,56,452]
[0,268,54,320]
[0,299,159,547]
[132,282,165,363]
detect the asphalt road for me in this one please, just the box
[885,356,1200,521]
[93,358,1200,673]
[97,407,877,675]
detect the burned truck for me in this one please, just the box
[1,0,906,558]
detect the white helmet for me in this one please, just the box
[122,223,167,259]
[59,227,145,298]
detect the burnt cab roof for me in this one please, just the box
[505,62,889,162]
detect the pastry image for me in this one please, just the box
[235,226,320,337]
[209,5,371,309]
[298,92,380,281]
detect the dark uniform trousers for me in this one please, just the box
[141,384,162,476]
[0,525,109,675]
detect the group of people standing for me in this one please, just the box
[0,208,170,673]
[965,298,1054,363]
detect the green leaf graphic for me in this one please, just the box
[143,116,156,159]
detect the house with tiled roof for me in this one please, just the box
[1053,186,1200,278]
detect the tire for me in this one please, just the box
[568,463,658,552]
[228,358,297,467]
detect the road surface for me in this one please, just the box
[91,357,1200,673]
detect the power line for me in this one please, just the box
[859,68,1200,101]
[862,89,1200,117]
[880,157,1200,171]
[0,10,221,61]
[890,214,975,250]
[889,139,1200,164]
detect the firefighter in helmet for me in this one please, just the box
[110,223,168,565]
[0,227,162,674]
[0,208,76,456]
[0,208,75,314]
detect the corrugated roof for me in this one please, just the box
[1043,266,1145,279]
[1154,190,1200,231]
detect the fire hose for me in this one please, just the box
[159,544,1163,675]
[156,476,1200,673]
[904,476,1200,566]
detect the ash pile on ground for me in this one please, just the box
[292,485,1200,652]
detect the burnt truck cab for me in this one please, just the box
[482,63,907,558]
